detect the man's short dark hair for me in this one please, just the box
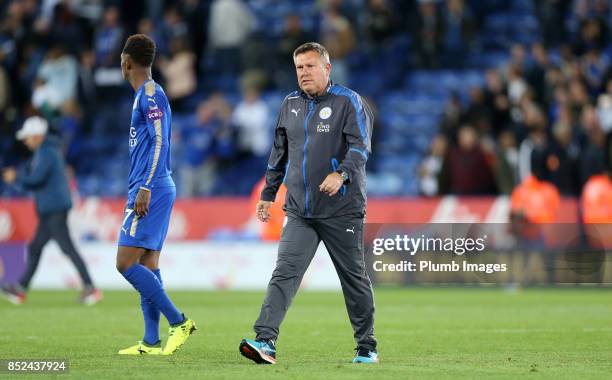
[293,42,330,64]
[123,34,156,67]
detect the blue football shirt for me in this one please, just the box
[127,80,174,194]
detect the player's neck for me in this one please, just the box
[129,70,153,92]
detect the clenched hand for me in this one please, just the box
[2,167,16,184]
[319,172,344,196]
[135,188,151,217]
[256,200,273,222]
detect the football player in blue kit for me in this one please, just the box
[115,34,195,356]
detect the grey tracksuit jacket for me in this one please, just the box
[18,135,72,215]
[261,82,373,218]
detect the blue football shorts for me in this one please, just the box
[117,186,176,251]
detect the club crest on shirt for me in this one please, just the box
[319,106,332,120]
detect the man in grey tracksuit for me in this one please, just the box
[1,116,101,306]
[239,42,378,364]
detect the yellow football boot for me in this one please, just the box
[118,341,162,355]
[162,318,197,355]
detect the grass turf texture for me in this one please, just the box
[0,288,610,379]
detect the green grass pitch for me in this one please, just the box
[1,288,611,379]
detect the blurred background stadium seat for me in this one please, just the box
[0,0,609,200]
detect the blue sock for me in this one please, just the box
[141,269,162,345]
[122,264,183,326]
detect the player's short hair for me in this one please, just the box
[123,34,156,67]
[293,42,330,64]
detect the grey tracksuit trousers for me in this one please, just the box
[20,211,93,289]
[254,211,377,350]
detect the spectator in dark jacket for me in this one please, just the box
[1,116,101,305]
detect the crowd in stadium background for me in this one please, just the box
[0,0,611,199]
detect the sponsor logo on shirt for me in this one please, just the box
[129,126,137,147]
[316,122,330,133]
[147,110,163,120]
